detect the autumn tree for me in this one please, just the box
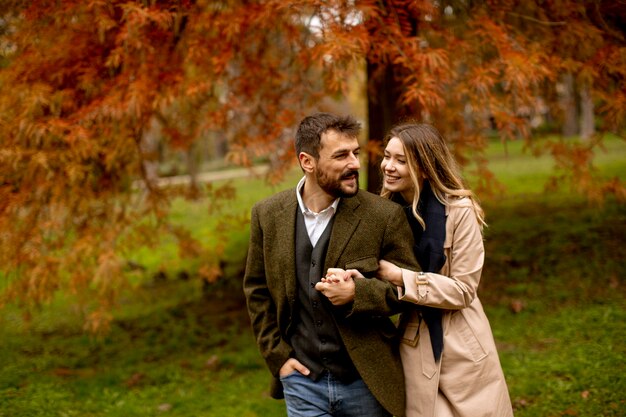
[498,0,626,198]
[362,0,552,193]
[1,0,624,330]
[0,0,323,330]
[360,0,626,193]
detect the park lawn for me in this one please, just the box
[1,135,625,416]
[481,197,625,416]
[470,133,626,195]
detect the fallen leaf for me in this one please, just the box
[125,372,145,387]
[205,354,220,370]
[513,398,529,409]
[510,299,524,313]
[52,368,94,378]
[52,368,77,377]
[581,390,590,399]
[157,403,172,412]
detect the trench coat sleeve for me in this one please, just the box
[350,203,417,316]
[243,204,293,376]
[398,202,484,310]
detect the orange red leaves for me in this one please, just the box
[1,0,624,332]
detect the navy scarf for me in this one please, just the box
[397,181,446,362]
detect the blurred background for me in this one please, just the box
[0,1,624,416]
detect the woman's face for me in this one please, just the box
[381,137,414,196]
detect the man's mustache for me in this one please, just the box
[341,170,359,180]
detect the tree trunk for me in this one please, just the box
[365,0,418,193]
[140,116,162,186]
[186,143,200,198]
[366,62,399,193]
[579,82,595,141]
[214,132,228,159]
[559,72,579,138]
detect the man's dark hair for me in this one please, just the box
[295,112,361,159]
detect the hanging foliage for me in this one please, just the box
[0,0,624,330]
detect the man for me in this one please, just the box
[243,112,417,417]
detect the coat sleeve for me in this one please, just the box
[242,205,293,376]
[398,204,484,310]
[350,204,418,316]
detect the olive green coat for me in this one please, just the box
[243,188,418,417]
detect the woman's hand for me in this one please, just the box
[322,268,364,283]
[316,268,360,305]
[376,260,404,287]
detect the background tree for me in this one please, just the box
[361,0,626,193]
[0,0,316,330]
[1,0,624,330]
[500,0,626,199]
[362,0,552,193]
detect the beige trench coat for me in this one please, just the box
[397,197,514,417]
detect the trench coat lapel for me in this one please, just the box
[275,193,298,306]
[325,195,361,270]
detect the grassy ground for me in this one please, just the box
[482,198,625,416]
[1,135,624,416]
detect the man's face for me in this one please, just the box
[314,130,361,198]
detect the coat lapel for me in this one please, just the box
[274,192,298,305]
[325,194,361,270]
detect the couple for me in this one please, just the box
[243,112,513,417]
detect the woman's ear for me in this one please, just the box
[298,152,316,173]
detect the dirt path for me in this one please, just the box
[148,164,270,188]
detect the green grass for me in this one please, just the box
[1,135,625,416]
[0,291,285,416]
[480,197,626,416]
[127,169,302,279]
[466,133,626,195]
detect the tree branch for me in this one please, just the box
[507,12,566,26]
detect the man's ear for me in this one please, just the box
[298,152,316,173]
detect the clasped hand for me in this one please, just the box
[317,260,404,305]
[314,267,362,306]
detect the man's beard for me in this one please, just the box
[317,169,360,198]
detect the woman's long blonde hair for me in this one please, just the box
[380,123,486,230]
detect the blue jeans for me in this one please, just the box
[280,371,391,417]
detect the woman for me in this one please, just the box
[327,123,513,417]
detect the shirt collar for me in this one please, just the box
[296,176,340,215]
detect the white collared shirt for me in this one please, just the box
[296,176,340,247]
